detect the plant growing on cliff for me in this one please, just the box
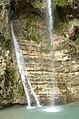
[0,32,10,50]
[4,65,15,87]
[22,14,40,43]
[55,0,69,7]
[31,0,45,10]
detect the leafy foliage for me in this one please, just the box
[23,14,39,43]
[0,32,10,50]
[4,65,15,87]
[55,0,69,7]
[31,0,45,10]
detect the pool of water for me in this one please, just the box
[0,103,79,119]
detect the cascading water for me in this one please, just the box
[46,0,56,104]
[26,78,41,107]
[46,0,53,46]
[10,21,41,107]
[11,22,31,107]
[10,0,56,109]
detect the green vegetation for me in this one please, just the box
[55,21,69,35]
[18,84,25,96]
[55,0,69,7]
[31,0,70,9]
[23,14,40,43]
[4,65,15,87]
[31,0,45,10]
[0,32,10,50]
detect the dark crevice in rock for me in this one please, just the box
[14,1,45,19]
[56,4,79,22]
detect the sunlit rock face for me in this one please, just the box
[12,0,79,105]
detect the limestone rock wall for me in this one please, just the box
[13,5,79,105]
[0,0,25,108]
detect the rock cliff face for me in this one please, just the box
[0,0,79,107]
[0,0,25,108]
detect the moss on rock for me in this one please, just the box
[0,32,10,50]
[23,14,39,43]
[55,0,69,7]
[31,0,45,10]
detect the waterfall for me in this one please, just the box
[10,21,41,107]
[11,22,31,107]
[46,0,56,104]
[26,77,41,107]
[46,0,53,46]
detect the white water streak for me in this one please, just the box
[11,22,31,107]
[47,0,53,46]
[27,78,41,107]
[46,0,56,104]
[11,22,40,107]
